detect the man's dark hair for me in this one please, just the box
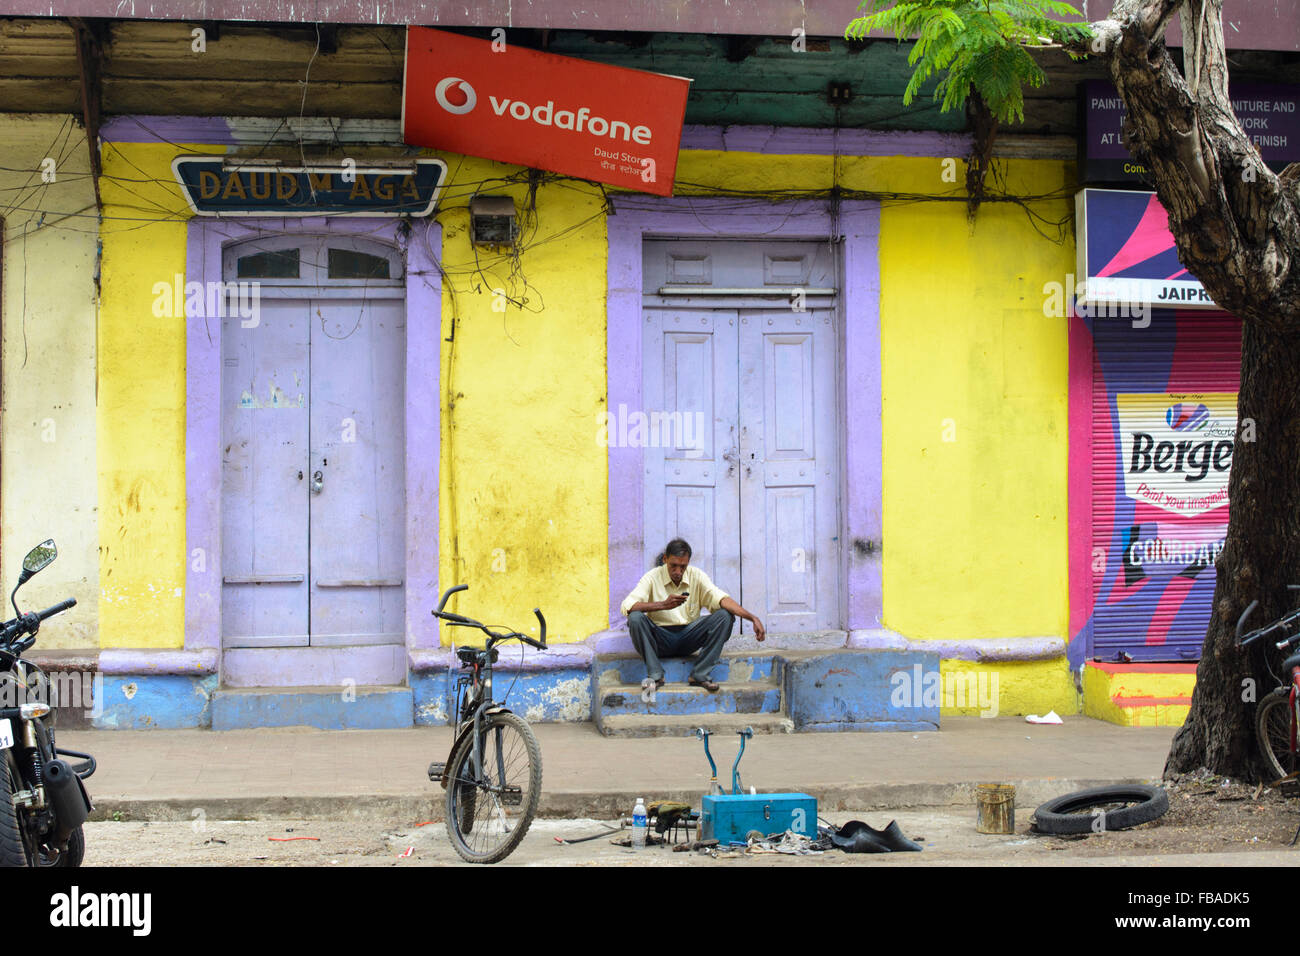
[663,539,692,560]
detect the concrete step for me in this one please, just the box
[596,711,794,738]
[211,685,413,731]
[597,680,783,717]
[594,654,779,687]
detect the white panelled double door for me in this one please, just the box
[641,240,842,633]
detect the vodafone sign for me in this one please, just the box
[402,27,691,197]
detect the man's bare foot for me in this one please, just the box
[688,678,720,693]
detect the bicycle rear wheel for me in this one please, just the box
[1256,687,1298,782]
[445,711,542,864]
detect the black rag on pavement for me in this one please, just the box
[819,820,923,853]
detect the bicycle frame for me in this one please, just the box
[1238,596,1300,774]
[457,663,504,796]
[1286,665,1300,760]
[438,656,505,790]
[430,585,546,792]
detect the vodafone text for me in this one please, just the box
[487,95,652,144]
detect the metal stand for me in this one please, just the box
[696,726,754,795]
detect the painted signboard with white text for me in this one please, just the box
[402,27,691,196]
[1080,79,1300,183]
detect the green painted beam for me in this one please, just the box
[547,33,965,131]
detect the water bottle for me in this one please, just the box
[632,798,648,849]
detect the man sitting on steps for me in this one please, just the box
[621,538,766,697]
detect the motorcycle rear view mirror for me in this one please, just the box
[13,539,55,618]
[20,540,57,582]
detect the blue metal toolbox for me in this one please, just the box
[700,792,818,844]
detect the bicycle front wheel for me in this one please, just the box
[445,711,542,864]
[1256,687,1298,782]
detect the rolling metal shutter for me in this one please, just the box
[1090,310,1240,661]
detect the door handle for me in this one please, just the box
[722,448,738,478]
[311,470,324,494]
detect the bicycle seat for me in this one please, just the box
[1283,651,1300,674]
[457,646,498,665]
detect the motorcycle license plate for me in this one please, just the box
[0,719,12,749]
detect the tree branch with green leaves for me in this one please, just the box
[845,0,1093,126]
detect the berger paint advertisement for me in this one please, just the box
[1116,393,1236,518]
[1070,311,1242,662]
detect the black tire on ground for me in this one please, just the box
[1255,687,1297,783]
[1032,784,1169,835]
[445,711,542,864]
[0,762,29,867]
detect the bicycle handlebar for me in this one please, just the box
[437,584,468,612]
[1238,601,1300,648]
[431,585,548,650]
[1236,601,1259,641]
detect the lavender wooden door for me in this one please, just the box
[738,309,840,631]
[221,295,312,646]
[642,240,841,632]
[308,298,405,645]
[221,238,406,650]
[642,309,740,590]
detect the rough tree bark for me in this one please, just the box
[1085,0,1300,781]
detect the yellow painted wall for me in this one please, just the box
[434,155,609,644]
[89,136,1075,677]
[0,115,99,649]
[97,140,198,648]
[877,160,1073,643]
[940,659,1078,717]
[93,143,613,650]
[1083,664,1195,726]
[675,151,1074,652]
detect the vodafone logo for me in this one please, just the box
[435,77,477,115]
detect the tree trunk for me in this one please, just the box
[1165,322,1300,779]
[1084,0,1300,782]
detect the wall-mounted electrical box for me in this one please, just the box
[470,194,517,247]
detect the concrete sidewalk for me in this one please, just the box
[57,715,1179,822]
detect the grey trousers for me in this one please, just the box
[627,610,735,683]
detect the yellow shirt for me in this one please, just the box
[620,564,730,626]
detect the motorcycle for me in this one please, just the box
[0,539,95,866]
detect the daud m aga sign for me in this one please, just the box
[172,158,446,216]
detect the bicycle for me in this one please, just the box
[427,584,547,864]
[1236,589,1300,783]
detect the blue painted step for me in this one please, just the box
[599,681,783,717]
[211,685,413,730]
[593,654,779,686]
[593,652,788,737]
